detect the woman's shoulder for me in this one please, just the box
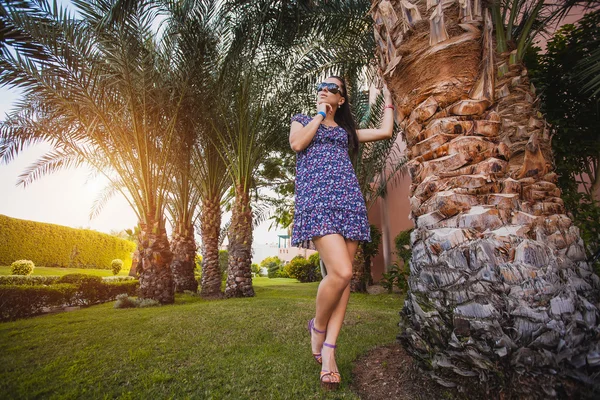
[291,113,311,126]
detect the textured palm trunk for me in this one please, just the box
[351,245,367,292]
[200,195,223,298]
[224,184,255,298]
[371,0,600,393]
[137,219,175,304]
[170,223,198,293]
[129,249,140,277]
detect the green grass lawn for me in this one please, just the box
[0,277,403,399]
[0,266,131,277]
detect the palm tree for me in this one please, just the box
[210,71,290,298]
[159,0,226,294]
[0,0,181,303]
[370,0,600,393]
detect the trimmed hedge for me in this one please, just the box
[0,280,139,321]
[0,214,136,269]
[0,284,77,321]
[0,276,62,285]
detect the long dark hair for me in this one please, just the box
[330,76,359,158]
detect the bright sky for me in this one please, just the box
[0,0,286,247]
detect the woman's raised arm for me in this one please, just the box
[356,86,395,143]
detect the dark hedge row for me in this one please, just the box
[0,279,139,321]
[0,214,136,269]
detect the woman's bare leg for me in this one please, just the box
[324,239,358,344]
[312,235,359,382]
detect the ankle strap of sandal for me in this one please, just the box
[311,319,326,334]
[323,342,336,349]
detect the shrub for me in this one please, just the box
[251,263,260,275]
[262,256,284,278]
[394,229,413,266]
[56,274,137,306]
[0,279,139,321]
[11,260,35,275]
[102,276,136,282]
[111,259,123,275]
[0,275,61,286]
[113,294,159,309]
[0,214,136,269]
[308,252,320,268]
[380,264,408,293]
[274,267,289,278]
[57,273,102,285]
[0,284,77,321]
[285,256,321,283]
[114,293,137,308]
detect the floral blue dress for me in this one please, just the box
[290,113,371,249]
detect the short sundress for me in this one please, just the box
[290,113,371,249]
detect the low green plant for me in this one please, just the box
[114,294,160,309]
[251,263,260,275]
[274,266,289,278]
[113,293,137,308]
[394,229,413,266]
[111,259,123,275]
[10,260,35,276]
[285,256,321,283]
[0,278,139,321]
[308,252,320,267]
[56,274,135,306]
[380,261,410,293]
[0,275,61,285]
[262,256,285,278]
[0,283,77,320]
[101,276,135,282]
[57,273,102,285]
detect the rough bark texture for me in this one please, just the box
[225,184,255,298]
[129,249,139,277]
[200,196,223,298]
[372,0,600,395]
[137,219,175,304]
[351,245,368,292]
[170,223,198,293]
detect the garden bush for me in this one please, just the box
[111,259,123,275]
[101,276,136,282]
[0,275,61,285]
[0,214,136,269]
[0,284,77,321]
[251,263,260,275]
[10,260,35,275]
[114,294,160,309]
[0,279,139,321]
[262,256,284,278]
[394,229,413,266]
[285,256,321,283]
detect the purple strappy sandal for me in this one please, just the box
[307,318,326,364]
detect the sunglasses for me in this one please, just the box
[316,82,343,96]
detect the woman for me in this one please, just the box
[289,76,394,390]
